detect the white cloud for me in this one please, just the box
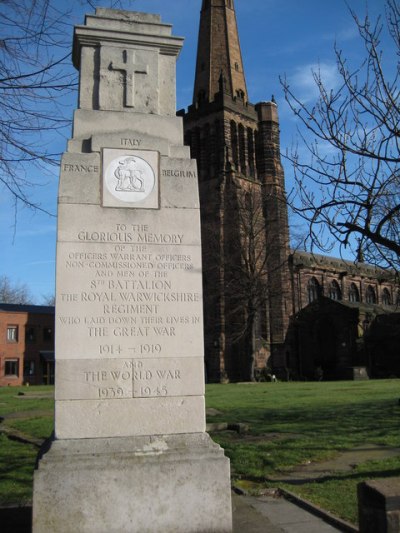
[289,61,341,103]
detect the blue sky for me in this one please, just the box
[1,0,393,302]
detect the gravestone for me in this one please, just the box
[32,9,232,532]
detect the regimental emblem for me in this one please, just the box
[105,154,155,204]
[114,157,145,192]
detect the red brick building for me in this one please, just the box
[0,304,55,386]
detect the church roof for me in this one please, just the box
[290,250,394,280]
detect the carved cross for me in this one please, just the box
[109,49,149,108]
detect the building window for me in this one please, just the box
[307,277,321,303]
[7,326,18,342]
[348,283,360,302]
[382,288,391,306]
[238,124,246,173]
[43,327,53,342]
[24,360,35,377]
[230,121,239,169]
[329,280,342,301]
[366,285,377,304]
[5,359,19,376]
[25,326,36,343]
[247,128,255,177]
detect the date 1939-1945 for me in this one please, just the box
[98,386,168,398]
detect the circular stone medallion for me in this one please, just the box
[105,154,155,203]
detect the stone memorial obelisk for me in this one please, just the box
[33,9,232,532]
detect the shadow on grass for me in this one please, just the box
[267,467,400,486]
[0,435,37,506]
[210,398,400,446]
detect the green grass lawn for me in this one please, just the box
[0,380,399,525]
[0,385,54,506]
[206,379,400,524]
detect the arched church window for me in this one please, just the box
[230,121,239,168]
[382,288,391,306]
[247,128,255,177]
[238,124,246,173]
[366,285,377,304]
[348,283,360,302]
[307,277,321,303]
[396,291,400,307]
[329,280,342,301]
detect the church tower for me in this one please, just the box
[179,0,291,381]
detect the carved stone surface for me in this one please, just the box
[33,7,232,533]
[33,434,232,533]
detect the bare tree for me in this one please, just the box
[202,179,287,381]
[0,0,135,216]
[1,0,78,214]
[281,0,400,271]
[0,275,34,304]
[224,183,270,380]
[41,293,55,306]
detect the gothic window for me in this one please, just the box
[247,128,255,177]
[238,124,246,173]
[307,277,321,303]
[348,283,360,302]
[329,280,342,301]
[236,89,245,100]
[382,288,391,306]
[235,62,239,71]
[230,121,239,168]
[366,285,377,304]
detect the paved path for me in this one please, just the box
[232,493,344,532]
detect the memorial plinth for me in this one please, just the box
[33,9,232,532]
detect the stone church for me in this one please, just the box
[179,0,400,382]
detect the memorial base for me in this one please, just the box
[33,433,232,533]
